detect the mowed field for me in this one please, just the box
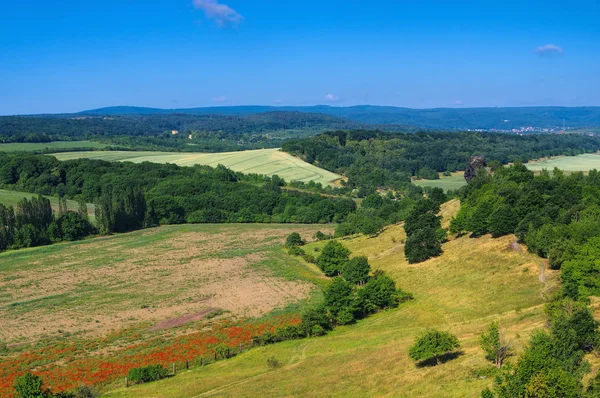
[526,152,600,172]
[0,141,107,152]
[52,148,343,186]
[105,201,561,398]
[0,189,96,221]
[412,172,467,192]
[0,224,333,396]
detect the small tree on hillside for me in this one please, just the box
[480,321,514,368]
[342,256,371,285]
[324,277,357,324]
[317,240,350,276]
[404,227,443,264]
[409,330,460,366]
[285,232,305,248]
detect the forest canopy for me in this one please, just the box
[282,130,600,190]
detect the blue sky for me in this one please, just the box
[1,0,599,114]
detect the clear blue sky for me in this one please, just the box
[1,0,599,114]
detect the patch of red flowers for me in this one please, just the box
[0,314,300,397]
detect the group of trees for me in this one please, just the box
[0,196,92,252]
[0,152,359,230]
[300,240,411,333]
[282,130,600,191]
[335,192,417,237]
[451,162,600,397]
[404,193,447,263]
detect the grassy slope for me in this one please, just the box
[0,141,107,152]
[105,200,557,398]
[525,152,600,172]
[51,148,343,186]
[0,189,96,221]
[413,172,467,192]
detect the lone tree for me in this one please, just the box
[285,232,305,248]
[480,321,514,368]
[342,256,371,285]
[317,240,350,276]
[409,330,460,366]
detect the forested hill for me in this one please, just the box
[0,112,422,151]
[78,105,600,130]
[282,131,600,190]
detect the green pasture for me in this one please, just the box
[413,172,467,192]
[525,153,600,172]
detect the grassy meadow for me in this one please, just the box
[104,201,559,398]
[0,141,107,152]
[525,152,600,172]
[52,148,343,186]
[0,189,96,221]
[412,172,467,192]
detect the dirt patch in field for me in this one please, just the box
[151,308,219,330]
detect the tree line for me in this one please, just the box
[282,130,600,191]
[450,163,600,397]
[0,196,93,252]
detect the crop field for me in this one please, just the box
[0,189,96,221]
[0,223,333,396]
[52,148,343,186]
[526,152,600,172]
[0,141,107,152]
[105,201,560,398]
[412,172,467,192]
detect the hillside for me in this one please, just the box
[78,105,600,130]
[103,200,558,397]
[0,224,334,396]
[51,148,343,186]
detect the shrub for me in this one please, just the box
[317,240,350,276]
[127,364,169,384]
[266,356,282,368]
[409,330,460,365]
[275,325,302,341]
[342,256,371,285]
[302,253,316,264]
[300,305,330,336]
[14,373,50,398]
[314,231,332,241]
[287,246,306,256]
[360,271,401,310]
[285,232,305,248]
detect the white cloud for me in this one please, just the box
[536,44,564,55]
[324,93,340,103]
[213,95,228,103]
[193,0,243,27]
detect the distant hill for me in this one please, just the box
[78,105,600,130]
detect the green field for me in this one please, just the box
[412,172,467,192]
[104,202,557,397]
[526,152,600,172]
[51,148,343,186]
[0,141,107,152]
[0,189,95,221]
